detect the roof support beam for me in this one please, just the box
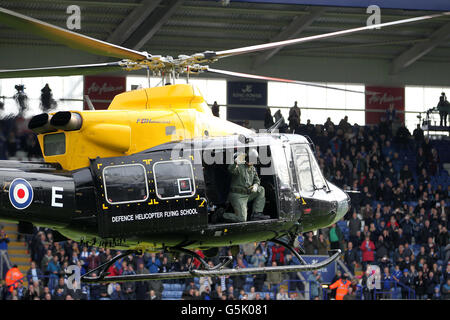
[106,0,163,46]
[122,0,184,51]
[251,7,325,70]
[390,22,450,74]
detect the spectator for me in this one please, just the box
[273,109,288,133]
[26,261,43,284]
[344,242,359,274]
[414,270,427,299]
[343,286,357,300]
[250,248,266,268]
[442,278,450,300]
[437,92,449,127]
[46,255,60,291]
[135,262,150,300]
[328,223,344,252]
[413,124,424,145]
[276,287,289,300]
[348,212,362,245]
[67,280,83,300]
[0,227,10,279]
[23,283,39,300]
[247,286,256,300]
[253,262,266,292]
[303,232,317,255]
[110,283,126,300]
[0,227,10,251]
[307,270,322,300]
[87,248,100,270]
[316,233,330,256]
[271,243,285,265]
[265,261,283,290]
[399,269,414,299]
[360,235,376,269]
[146,253,161,274]
[99,287,111,300]
[288,101,301,132]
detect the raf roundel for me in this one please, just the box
[9,178,34,210]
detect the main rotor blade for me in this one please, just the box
[207,68,365,94]
[213,12,450,59]
[0,7,149,61]
[0,62,127,79]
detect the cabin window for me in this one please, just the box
[292,145,314,192]
[103,164,149,204]
[43,133,66,156]
[153,160,196,200]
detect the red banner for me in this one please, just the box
[365,86,405,125]
[83,76,126,110]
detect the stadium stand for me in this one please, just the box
[0,113,448,300]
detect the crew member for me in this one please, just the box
[222,149,269,222]
[329,273,351,300]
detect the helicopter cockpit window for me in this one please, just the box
[103,164,149,205]
[309,150,327,190]
[270,143,291,189]
[292,145,314,192]
[153,160,196,200]
[44,133,66,156]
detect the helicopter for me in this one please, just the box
[0,6,447,283]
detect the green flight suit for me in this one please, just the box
[223,163,265,222]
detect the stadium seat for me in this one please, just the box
[163,283,170,291]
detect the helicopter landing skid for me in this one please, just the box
[80,244,341,284]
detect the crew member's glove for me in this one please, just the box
[235,153,246,164]
[250,184,258,193]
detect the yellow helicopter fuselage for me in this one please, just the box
[36,84,251,171]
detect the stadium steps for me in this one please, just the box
[0,220,30,275]
[443,163,450,176]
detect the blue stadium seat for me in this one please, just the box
[174,283,184,291]
[163,283,171,290]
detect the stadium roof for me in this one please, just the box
[0,0,449,83]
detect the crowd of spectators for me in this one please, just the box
[265,104,449,300]
[0,106,449,300]
[0,116,41,160]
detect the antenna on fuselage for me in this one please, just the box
[268,118,283,133]
[186,66,190,84]
[84,95,95,110]
[146,67,151,88]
